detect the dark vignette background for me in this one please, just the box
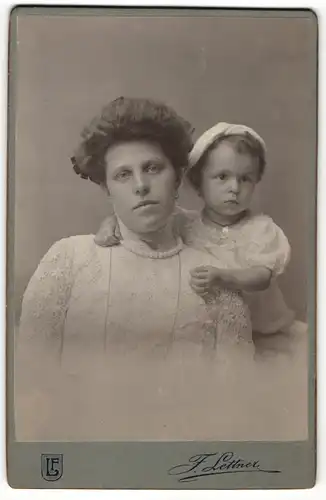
[13,13,317,323]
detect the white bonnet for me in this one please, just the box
[188,122,267,171]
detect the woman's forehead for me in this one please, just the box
[105,140,167,168]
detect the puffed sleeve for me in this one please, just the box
[241,216,291,277]
[14,238,75,440]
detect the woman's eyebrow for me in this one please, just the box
[111,164,131,172]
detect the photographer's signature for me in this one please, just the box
[168,452,281,483]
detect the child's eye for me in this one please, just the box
[217,173,227,181]
[241,175,252,183]
[145,163,163,174]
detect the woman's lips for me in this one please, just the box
[133,200,159,210]
[224,200,239,204]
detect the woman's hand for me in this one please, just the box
[189,265,220,296]
[94,214,121,247]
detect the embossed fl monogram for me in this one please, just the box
[41,454,63,481]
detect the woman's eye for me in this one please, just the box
[241,176,252,183]
[217,173,227,180]
[115,170,131,181]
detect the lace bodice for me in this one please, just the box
[17,235,253,357]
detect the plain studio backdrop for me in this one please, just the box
[12,12,317,323]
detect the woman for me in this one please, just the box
[15,98,306,442]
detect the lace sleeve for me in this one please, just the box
[14,238,74,440]
[17,238,75,341]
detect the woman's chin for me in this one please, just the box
[129,216,169,235]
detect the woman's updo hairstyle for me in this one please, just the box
[71,97,194,186]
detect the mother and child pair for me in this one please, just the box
[16,97,308,441]
[94,118,305,352]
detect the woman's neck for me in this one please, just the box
[118,218,179,253]
[202,206,248,227]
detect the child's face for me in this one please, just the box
[200,141,260,218]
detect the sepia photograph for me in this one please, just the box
[6,6,317,489]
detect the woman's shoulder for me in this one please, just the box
[65,234,97,247]
[44,234,101,264]
[48,234,95,252]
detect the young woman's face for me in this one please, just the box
[200,141,260,217]
[105,141,178,235]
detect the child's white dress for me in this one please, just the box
[177,209,307,343]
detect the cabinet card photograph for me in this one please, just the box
[6,6,317,489]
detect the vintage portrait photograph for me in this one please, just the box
[6,6,317,490]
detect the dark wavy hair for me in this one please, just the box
[187,133,266,191]
[71,97,194,186]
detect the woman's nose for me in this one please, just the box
[133,174,150,196]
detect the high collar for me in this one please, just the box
[118,219,184,259]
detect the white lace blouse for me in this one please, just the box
[15,235,253,441]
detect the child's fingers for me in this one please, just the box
[194,272,210,279]
[190,266,209,276]
[190,283,207,295]
[190,278,207,287]
[195,266,209,272]
[190,270,209,279]
[190,276,209,285]
[190,277,208,286]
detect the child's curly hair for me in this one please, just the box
[71,97,194,186]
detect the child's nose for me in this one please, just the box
[229,178,240,193]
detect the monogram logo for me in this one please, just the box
[41,454,63,481]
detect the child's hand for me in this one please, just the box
[94,215,121,247]
[189,266,220,295]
